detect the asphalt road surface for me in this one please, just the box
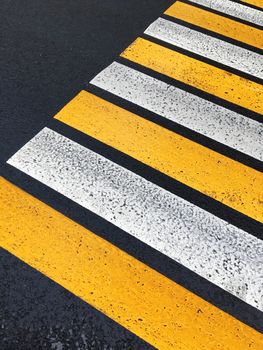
[0,1,173,348]
[1,0,263,349]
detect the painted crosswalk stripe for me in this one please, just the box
[121,38,263,114]
[242,0,263,8]
[187,0,263,26]
[164,2,263,50]
[91,62,263,162]
[145,18,263,79]
[1,177,263,350]
[54,89,263,222]
[7,128,263,310]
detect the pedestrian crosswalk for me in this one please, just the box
[7,126,263,311]
[1,177,262,350]
[242,0,263,8]
[164,1,263,49]
[1,0,263,348]
[90,62,263,160]
[145,18,263,78]
[181,0,263,26]
[120,38,263,114]
[52,90,262,222]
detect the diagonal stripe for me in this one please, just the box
[7,128,263,310]
[165,2,263,50]
[242,0,263,8]
[1,177,263,350]
[55,89,263,222]
[0,250,153,350]
[121,38,263,114]
[90,62,263,162]
[186,0,263,26]
[145,18,263,79]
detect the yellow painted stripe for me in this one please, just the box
[121,37,263,115]
[242,0,263,8]
[1,177,262,350]
[164,1,263,50]
[55,90,263,223]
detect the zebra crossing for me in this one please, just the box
[164,1,263,49]
[1,0,263,348]
[90,62,263,160]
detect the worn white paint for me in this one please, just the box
[7,127,263,311]
[91,62,263,161]
[188,0,263,26]
[145,18,263,79]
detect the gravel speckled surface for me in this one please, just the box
[8,128,263,311]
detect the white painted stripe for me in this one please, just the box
[7,127,263,311]
[90,62,263,161]
[145,18,263,79]
[188,0,263,26]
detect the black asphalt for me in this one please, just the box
[1,0,262,348]
[0,0,173,164]
[0,1,173,348]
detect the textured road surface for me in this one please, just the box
[1,0,263,349]
[0,1,173,348]
[0,0,174,164]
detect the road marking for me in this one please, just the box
[121,37,263,114]
[55,89,263,222]
[91,62,263,161]
[3,0,263,344]
[145,18,263,79]
[187,0,263,26]
[165,2,263,50]
[1,177,263,350]
[7,128,263,310]
[242,0,263,8]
